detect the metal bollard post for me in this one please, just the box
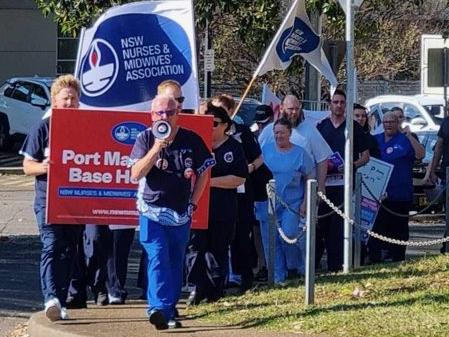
[445,167,449,253]
[266,179,277,286]
[305,179,317,306]
[353,172,362,269]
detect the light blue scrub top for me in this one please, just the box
[262,142,314,208]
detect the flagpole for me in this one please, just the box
[343,0,354,274]
[232,76,258,119]
[232,0,300,118]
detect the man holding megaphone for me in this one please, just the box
[129,94,214,330]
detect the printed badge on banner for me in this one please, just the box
[75,1,199,112]
[325,152,344,187]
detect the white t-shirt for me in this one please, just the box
[258,118,332,164]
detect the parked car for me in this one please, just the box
[413,94,445,123]
[412,130,443,212]
[233,97,262,126]
[364,95,441,135]
[0,77,54,150]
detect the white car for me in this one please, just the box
[364,95,442,134]
[0,77,53,149]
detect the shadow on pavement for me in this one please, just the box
[0,233,144,317]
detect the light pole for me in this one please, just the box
[443,31,449,116]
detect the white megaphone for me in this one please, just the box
[152,120,172,140]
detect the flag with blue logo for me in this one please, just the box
[75,1,199,111]
[254,0,337,88]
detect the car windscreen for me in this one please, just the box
[423,104,445,125]
[234,102,259,126]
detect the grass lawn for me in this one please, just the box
[186,255,449,337]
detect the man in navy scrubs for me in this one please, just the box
[129,94,214,330]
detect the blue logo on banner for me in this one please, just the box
[276,17,320,63]
[78,14,192,107]
[112,122,146,145]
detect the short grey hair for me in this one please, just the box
[383,110,399,122]
[151,94,177,111]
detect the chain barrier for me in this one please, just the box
[361,179,446,218]
[267,184,306,245]
[317,191,449,247]
[317,202,344,219]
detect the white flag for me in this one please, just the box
[337,0,364,14]
[254,0,337,88]
[261,83,281,118]
[74,1,199,111]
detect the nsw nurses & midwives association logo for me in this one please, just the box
[276,17,320,63]
[79,39,119,97]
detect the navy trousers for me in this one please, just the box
[84,225,135,300]
[186,220,235,300]
[316,186,344,272]
[35,205,82,307]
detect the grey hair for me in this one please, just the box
[383,110,399,122]
[151,94,177,111]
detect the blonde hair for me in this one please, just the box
[51,74,80,98]
[157,80,181,94]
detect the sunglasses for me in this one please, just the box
[175,96,185,104]
[213,121,224,127]
[153,109,177,117]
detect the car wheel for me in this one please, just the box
[0,118,10,150]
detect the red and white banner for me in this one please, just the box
[47,108,213,229]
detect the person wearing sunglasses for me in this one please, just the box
[368,111,423,263]
[210,94,263,293]
[129,95,214,330]
[391,106,425,160]
[186,105,247,304]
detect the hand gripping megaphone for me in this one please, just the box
[152,120,172,140]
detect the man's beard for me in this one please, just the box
[281,112,300,127]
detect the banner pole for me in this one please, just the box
[231,75,258,118]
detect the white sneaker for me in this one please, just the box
[60,307,69,320]
[108,294,124,305]
[44,298,61,322]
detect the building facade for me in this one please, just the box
[0,0,78,83]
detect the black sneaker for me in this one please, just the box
[149,310,168,330]
[66,297,87,309]
[254,268,268,282]
[95,292,108,306]
[168,319,182,329]
[186,290,205,306]
[239,274,254,294]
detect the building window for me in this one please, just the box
[57,27,79,76]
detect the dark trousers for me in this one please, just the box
[316,186,344,272]
[84,225,135,300]
[35,205,82,306]
[186,220,235,300]
[231,194,256,281]
[368,199,410,263]
[67,230,88,303]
